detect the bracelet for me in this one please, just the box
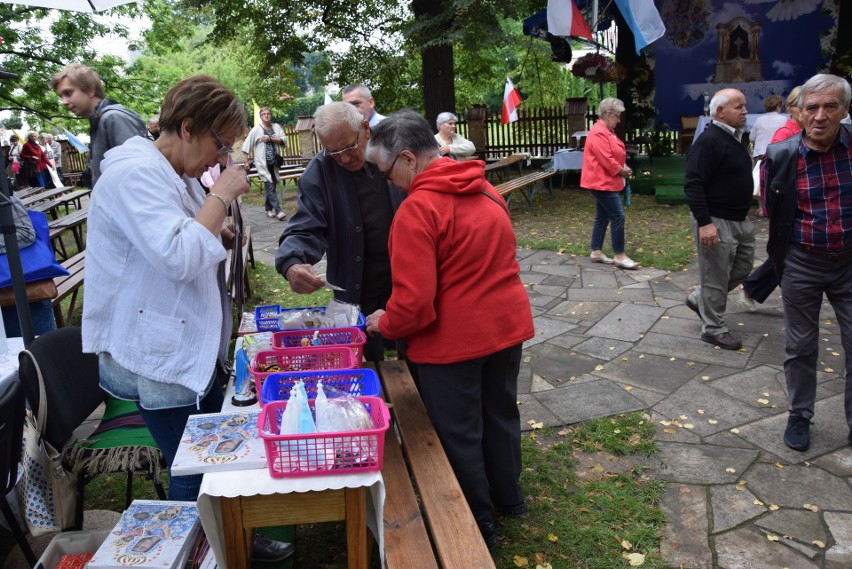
[207,192,230,213]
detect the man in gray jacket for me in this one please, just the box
[49,63,146,183]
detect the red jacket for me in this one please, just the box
[378,157,535,364]
[19,141,52,172]
[579,120,626,192]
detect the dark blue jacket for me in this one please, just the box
[274,152,405,305]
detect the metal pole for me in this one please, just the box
[0,67,35,347]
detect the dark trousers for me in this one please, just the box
[781,246,852,426]
[137,381,224,501]
[413,343,525,523]
[741,259,778,303]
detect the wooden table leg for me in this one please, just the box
[345,487,368,569]
[220,496,252,569]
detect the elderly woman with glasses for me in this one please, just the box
[581,97,639,270]
[364,110,535,549]
[82,76,251,498]
[435,111,475,160]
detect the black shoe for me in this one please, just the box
[701,332,742,350]
[497,503,529,518]
[478,519,499,549]
[685,297,700,317]
[252,530,295,563]
[784,415,812,451]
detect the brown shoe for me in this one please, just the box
[701,332,742,350]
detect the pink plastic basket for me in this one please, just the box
[251,347,357,395]
[272,327,367,363]
[257,396,389,478]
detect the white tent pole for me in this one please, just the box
[592,0,599,33]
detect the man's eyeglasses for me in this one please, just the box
[210,128,233,156]
[382,153,401,180]
[323,134,360,158]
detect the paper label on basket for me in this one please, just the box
[171,411,266,475]
[87,501,199,569]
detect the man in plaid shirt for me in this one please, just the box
[764,73,852,452]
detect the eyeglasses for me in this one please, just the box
[210,128,233,156]
[382,153,401,180]
[323,134,360,158]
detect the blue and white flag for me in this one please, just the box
[62,128,89,154]
[614,0,665,54]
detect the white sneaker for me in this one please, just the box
[738,285,758,312]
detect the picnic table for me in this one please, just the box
[20,186,72,208]
[14,186,51,200]
[49,206,88,260]
[29,189,91,219]
[484,153,529,183]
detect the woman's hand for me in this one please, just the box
[211,164,251,204]
[365,309,385,335]
[439,144,450,156]
[620,165,633,178]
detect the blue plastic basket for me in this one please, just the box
[259,368,381,406]
[254,305,366,332]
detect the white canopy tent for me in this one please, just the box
[0,0,135,13]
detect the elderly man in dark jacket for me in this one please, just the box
[764,73,852,452]
[275,102,404,361]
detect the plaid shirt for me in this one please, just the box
[791,127,852,250]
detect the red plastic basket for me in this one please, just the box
[251,347,357,395]
[258,396,389,478]
[272,328,367,363]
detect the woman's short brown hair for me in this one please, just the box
[158,75,247,141]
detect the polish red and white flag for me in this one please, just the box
[502,77,521,125]
[547,0,594,40]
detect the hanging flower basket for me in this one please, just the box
[571,53,626,84]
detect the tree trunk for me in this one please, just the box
[412,0,455,130]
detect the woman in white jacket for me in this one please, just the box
[242,106,287,219]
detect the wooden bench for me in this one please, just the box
[52,250,85,328]
[494,168,556,206]
[48,206,88,260]
[484,153,529,184]
[63,171,83,187]
[225,225,255,306]
[30,189,90,219]
[20,186,72,208]
[247,166,306,193]
[377,360,496,569]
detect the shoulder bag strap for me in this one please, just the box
[20,349,48,436]
[480,189,510,216]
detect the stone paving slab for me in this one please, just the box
[714,525,820,568]
[585,303,665,342]
[591,350,707,394]
[654,381,770,437]
[660,484,713,569]
[656,441,758,484]
[746,461,852,511]
[535,378,647,424]
[710,484,764,532]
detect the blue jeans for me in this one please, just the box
[264,161,280,214]
[137,382,224,500]
[2,300,56,336]
[589,190,625,254]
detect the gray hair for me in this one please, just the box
[598,97,625,117]
[314,101,364,140]
[798,73,852,109]
[366,109,440,166]
[436,112,458,128]
[342,83,372,99]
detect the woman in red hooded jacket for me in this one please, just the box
[18,131,52,188]
[364,110,535,550]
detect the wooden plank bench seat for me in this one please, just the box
[493,168,556,206]
[52,250,85,328]
[30,189,90,219]
[377,360,496,569]
[247,166,306,193]
[484,153,529,183]
[48,206,88,260]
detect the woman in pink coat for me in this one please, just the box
[580,98,639,270]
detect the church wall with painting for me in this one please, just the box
[647,0,842,129]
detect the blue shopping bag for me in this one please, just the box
[0,210,69,288]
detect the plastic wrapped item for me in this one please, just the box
[242,332,274,359]
[315,384,373,432]
[326,299,361,327]
[278,308,331,330]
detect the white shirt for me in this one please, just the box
[750,112,788,157]
[82,136,228,395]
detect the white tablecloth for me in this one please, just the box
[199,336,386,568]
[553,149,584,171]
[693,113,780,143]
[198,468,385,569]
